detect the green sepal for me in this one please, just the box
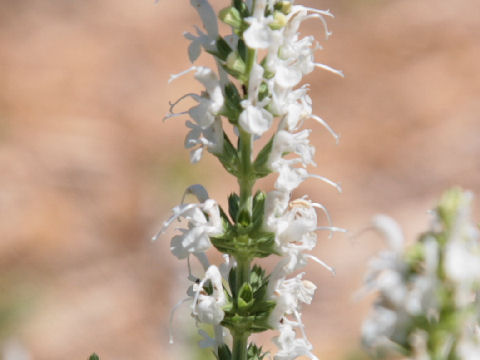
[238,39,248,63]
[214,133,240,176]
[89,354,100,360]
[274,1,292,14]
[238,283,254,312]
[222,265,277,333]
[211,230,277,259]
[247,344,268,360]
[233,0,249,17]
[251,191,266,230]
[260,57,275,79]
[228,193,240,222]
[219,6,242,29]
[207,37,233,61]
[258,82,269,102]
[253,136,274,178]
[220,83,243,124]
[269,11,287,30]
[217,344,232,360]
[228,266,237,300]
[226,52,247,77]
[237,208,251,227]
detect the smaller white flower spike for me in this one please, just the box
[363,189,480,359]
[371,214,404,253]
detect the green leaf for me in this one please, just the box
[89,354,100,360]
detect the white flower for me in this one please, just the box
[191,67,224,128]
[273,323,318,360]
[268,129,315,170]
[153,185,223,259]
[269,272,316,327]
[191,265,226,324]
[238,101,273,136]
[167,66,223,129]
[185,117,224,163]
[243,0,272,49]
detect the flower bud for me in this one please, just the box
[269,11,287,30]
[219,6,242,29]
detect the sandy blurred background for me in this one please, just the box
[0,0,479,359]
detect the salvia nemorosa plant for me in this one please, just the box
[153,0,344,359]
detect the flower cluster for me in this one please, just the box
[362,188,480,359]
[156,1,343,359]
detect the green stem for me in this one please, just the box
[232,30,258,360]
[232,331,248,360]
[236,256,251,290]
[238,128,254,214]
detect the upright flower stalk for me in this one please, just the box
[155,1,343,359]
[362,188,480,359]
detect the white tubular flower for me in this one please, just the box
[239,100,274,136]
[191,265,227,325]
[185,117,224,163]
[167,66,223,129]
[191,67,224,128]
[268,129,315,170]
[269,272,316,326]
[243,0,272,49]
[273,323,318,360]
[154,185,223,260]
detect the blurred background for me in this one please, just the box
[0,0,479,359]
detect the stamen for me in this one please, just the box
[310,114,340,144]
[163,111,189,122]
[311,202,334,238]
[168,66,197,84]
[169,93,200,113]
[305,254,336,275]
[316,226,347,233]
[309,173,342,193]
[152,203,201,240]
[304,14,332,40]
[169,297,191,344]
[314,63,344,78]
